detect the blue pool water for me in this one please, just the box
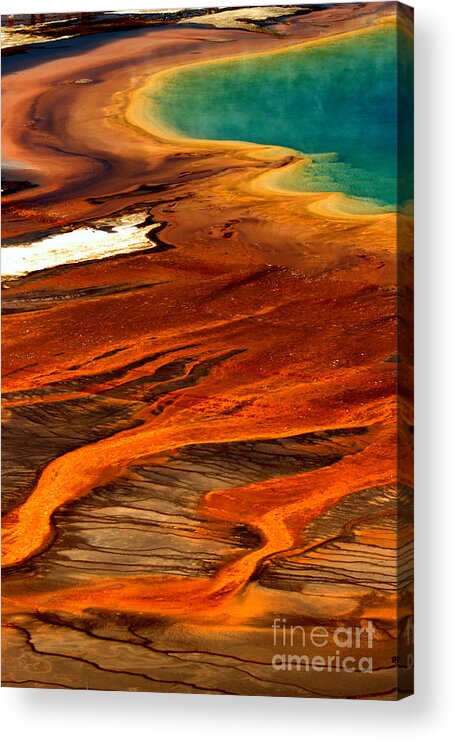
[147,25,413,210]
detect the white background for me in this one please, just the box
[1,0,454,740]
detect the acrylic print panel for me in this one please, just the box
[1,3,414,699]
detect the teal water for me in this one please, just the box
[147,25,413,211]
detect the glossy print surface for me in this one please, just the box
[1,3,414,698]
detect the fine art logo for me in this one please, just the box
[271,618,375,673]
